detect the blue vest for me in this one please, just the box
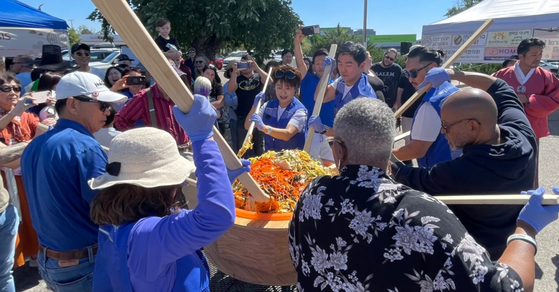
[262,98,307,151]
[93,223,210,292]
[334,74,376,110]
[411,81,461,168]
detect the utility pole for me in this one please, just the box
[68,19,74,28]
[363,0,368,47]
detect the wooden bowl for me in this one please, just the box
[204,209,297,286]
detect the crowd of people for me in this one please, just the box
[0,14,557,292]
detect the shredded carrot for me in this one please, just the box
[233,150,336,213]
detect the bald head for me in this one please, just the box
[442,88,497,126]
[441,88,500,148]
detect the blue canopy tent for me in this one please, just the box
[0,0,69,57]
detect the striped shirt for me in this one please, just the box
[115,85,189,145]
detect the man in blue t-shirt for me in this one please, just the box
[21,72,127,291]
[294,29,336,163]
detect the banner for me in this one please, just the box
[422,29,535,63]
[533,30,559,60]
[0,27,68,58]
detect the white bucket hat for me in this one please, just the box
[56,71,128,103]
[89,127,195,190]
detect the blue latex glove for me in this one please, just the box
[253,92,265,108]
[173,94,216,142]
[418,67,450,90]
[322,56,336,74]
[308,115,324,132]
[228,159,251,183]
[517,187,559,233]
[249,113,265,131]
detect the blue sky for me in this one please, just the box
[19,0,452,38]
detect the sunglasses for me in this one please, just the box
[274,69,296,80]
[326,136,346,149]
[441,118,481,133]
[0,85,22,93]
[404,62,433,79]
[384,55,395,61]
[195,60,205,64]
[75,52,90,57]
[73,96,111,112]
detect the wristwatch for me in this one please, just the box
[266,126,272,134]
[320,125,330,135]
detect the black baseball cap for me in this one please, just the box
[118,54,135,62]
[71,43,90,54]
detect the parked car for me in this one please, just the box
[214,55,225,69]
[539,60,559,77]
[222,51,248,68]
[89,51,121,72]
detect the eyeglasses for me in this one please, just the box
[384,55,395,61]
[274,69,296,80]
[404,62,433,79]
[440,118,481,133]
[0,85,22,93]
[195,60,204,64]
[75,52,90,57]
[326,136,346,149]
[73,96,111,112]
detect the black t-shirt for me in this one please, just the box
[371,63,403,106]
[210,82,224,100]
[366,73,385,103]
[398,74,422,118]
[155,36,180,52]
[235,73,263,118]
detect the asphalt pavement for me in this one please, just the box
[12,79,559,291]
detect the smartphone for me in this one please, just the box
[237,62,250,69]
[301,25,320,36]
[31,91,54,104]
[127,76,146,85]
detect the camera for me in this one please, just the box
[127,76,146,85]
[301,25,320,36]
[237,62,250,69]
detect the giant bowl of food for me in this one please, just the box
[204,149,336,286]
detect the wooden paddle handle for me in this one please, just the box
[91,0,270,202]
[303,44,338,152]
[394,19,494,119]
[241,67,274,146]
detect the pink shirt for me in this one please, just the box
[495,66,559,139]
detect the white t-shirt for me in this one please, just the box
[410,102,440,142]
[259,101,307,132]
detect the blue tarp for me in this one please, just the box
[0,0,68,30]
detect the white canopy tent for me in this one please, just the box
[421,0,559,63]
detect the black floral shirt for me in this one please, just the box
[288,165,523,292]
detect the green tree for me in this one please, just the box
[68,27,81,47]
[445,0,483,17]
[88,0,301,62]
[76,25,94,35]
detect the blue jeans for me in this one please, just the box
[0,204,18,292]
[229,118,238,154]
[37,245,96,291]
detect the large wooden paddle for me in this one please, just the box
[91,0,270,202]
[394,19,494,119]
[237,67,273,158]
[303,44,338,152]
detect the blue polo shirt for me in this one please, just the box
[300,72,335,127]
[21,119,107,251]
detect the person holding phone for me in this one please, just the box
[0,73,56,270]
[227,54,267,157]
[245,65,307,151]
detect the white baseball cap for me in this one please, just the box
[55,71,127,103]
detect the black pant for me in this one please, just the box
[236,117,264,158]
